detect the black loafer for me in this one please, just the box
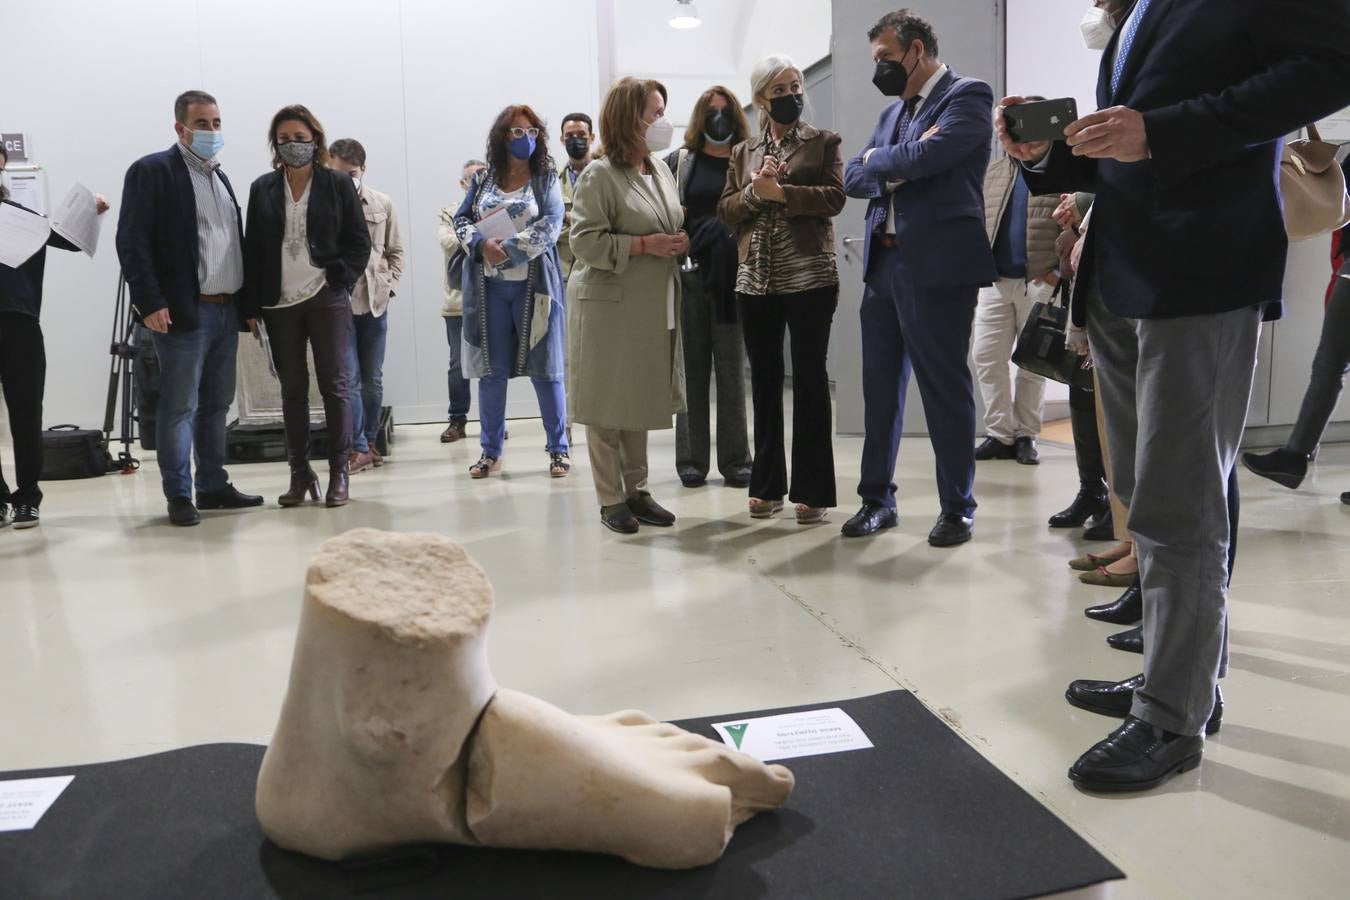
[679,474,707,488]
[723,471,752,489]
[196,483,265,510]
[1241,447,1307,490]
[841,502,898,537]
[1014,436,1040,466]
[600,504,640,534]
[1067,675,1222,735]
[168,497,201,527]
[1048,488,1109,528]
[1085,582,1142,624]
[1082,511,1116,541]
[928,513,973,547]
[1108,625,1144,654]
[975,437,1017,460]
[1069,716,1204,793]
[627,492,676,527]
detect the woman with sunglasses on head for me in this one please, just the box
[242,104,370,509]
[453,105,569,480]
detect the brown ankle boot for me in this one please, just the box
[279,463,321,508]
[326,462,350,508]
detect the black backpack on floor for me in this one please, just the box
[40,425,112,480]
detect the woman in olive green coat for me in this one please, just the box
[567,76,688,534]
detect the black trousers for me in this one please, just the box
[0,312,46,507]
[263,286,354,471]
[739,286,838,508]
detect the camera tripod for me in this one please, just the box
[102,273,141,474]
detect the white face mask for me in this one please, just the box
[644,115,675,153]
[1080,6,1116,51]
[1026,279,1057,303]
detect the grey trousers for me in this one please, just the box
[586,426,649,508]
[1087,288,1261,736]
[1288,258,1350,455]
[674,270,752,481]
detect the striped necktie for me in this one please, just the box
[1111,0,1153,96]
[869,97,922,236]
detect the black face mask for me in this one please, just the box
[872,46,915,97]
[564,136,590,161]
[768,93,804,126]
[704,110,734,144]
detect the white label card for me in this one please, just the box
[711,708,874,762]
[0,775,74,832]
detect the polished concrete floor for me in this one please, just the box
[2,418,1348,899]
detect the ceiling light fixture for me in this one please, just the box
[669,0,702,29]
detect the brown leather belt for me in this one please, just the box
[199,294,228,304]
[876,234,899,249]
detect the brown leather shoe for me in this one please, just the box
[440,421,467,443]
[370,447,385,468]
[278,463,321,508]
[326,464,350,508]
[349,450,375,474]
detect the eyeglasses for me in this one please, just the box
[508,127,541,140]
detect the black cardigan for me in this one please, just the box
[241,165,370,318]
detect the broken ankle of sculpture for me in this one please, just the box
[256,528,795,869]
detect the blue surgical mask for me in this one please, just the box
[508,134,537,161]
[188,128,225,160]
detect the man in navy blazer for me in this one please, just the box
[842,10,997,547]
[116,90,262,527]
[1005,0,1350,791]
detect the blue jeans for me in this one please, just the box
[150,300,238,501]
[478,278,567,459]
[348,311,389,453]
[445,315,471,422]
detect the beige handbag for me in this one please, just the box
[1281,124,1350,241]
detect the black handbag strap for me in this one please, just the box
[48,424,80,432]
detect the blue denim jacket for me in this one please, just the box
[453,168,566,381]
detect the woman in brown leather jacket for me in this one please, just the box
[719,54,846,525]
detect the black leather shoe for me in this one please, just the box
[928,513,973,547]
[841,502,898,537]
[1066,675,1222,735]
[975,437,1017,460]
[1048,488,1109,529]
[1241,447,1308,490]
[723,471,752,489]
[1341,490,1349,505]
[168,497,201,527]
[1082,510,1116,541]
[627,492,676,527]
[196,483,264,510]
[600,504,640,534]
[1015,436,1040,466]
[1085,582,1142,624]
[679,473,707,488]
[1069,716,1204,793]
[1108,625,1144,655]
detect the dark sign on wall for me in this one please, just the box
[2,133,30,162]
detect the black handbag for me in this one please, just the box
[1011,279,1095,391]
[40,425,111,480]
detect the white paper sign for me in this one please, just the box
[51,182,101,257]
[0,775,74,832]
[712,708,874,762]
[0,201,52,268]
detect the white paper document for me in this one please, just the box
[51,182,102,257]
[711,708,874,762]
[254,320,279,380]
[475,208,517,243]
[0,201,52,268]
[0,775,74,832]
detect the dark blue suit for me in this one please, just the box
[845,69,997,517]
[116,145,246,332]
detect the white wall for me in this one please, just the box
[6,0,603,427]
[1006,0,1101,118]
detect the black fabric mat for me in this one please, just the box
[0,691,1122,899]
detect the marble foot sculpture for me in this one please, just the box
[256,529,794,869]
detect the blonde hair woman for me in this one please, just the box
[567,76,688,534]
[718,55,845,525]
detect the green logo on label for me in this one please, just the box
[726,723,749,750]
